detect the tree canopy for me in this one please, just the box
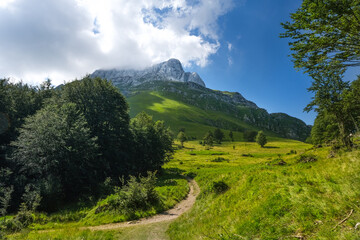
[3,77,174,211]
[11,103,99,208]
[281,0,360,147]
[256,131,267,148]
[177,131,187,148]
[213,128,225,144]
[281,0,360,74]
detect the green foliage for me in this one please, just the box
[228,131,234,142]
[61,76,132,180]
[0,79,54,146]
[281,0,360,74]
[203,131,214,147]
[256,131,267,147]
[130,112,174,174]
[0,169,13,220]
[306,74,360,147]
[213,128,225,144]
[243,130,257,142]
[282,1,360,147]
[177,131,187,147]
[11,103,99,209]
[106,172,160,216]
[211,157,229,163]
[3,77,175,213]
[210,181,229,194]
[310,111,339,145]
[298,154,318,163]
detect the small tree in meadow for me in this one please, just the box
[214,128,225,144]
[244,130,257,142]
[229,131,234,142]
[256,131,267,148]
[177,131,187,148]
[203,131,214,147]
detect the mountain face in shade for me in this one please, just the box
[91,58,206,88]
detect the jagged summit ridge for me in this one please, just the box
[91,59,206,87]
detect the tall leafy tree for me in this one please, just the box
[310,111,339,145]
[213,128,225,144]
[243,130,257,142]
[11,103,99,208]
[203,131,214,147]
[342,76,360,132]
[229,131,234,142]
[130,112,173,174]
[304,67,354,146]
[61,76,132,179]
[281,0,360,147]
[281,0,360,75]
[0,80,49,145]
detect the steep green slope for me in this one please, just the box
[122,81,311,141]
[127,91,265,140]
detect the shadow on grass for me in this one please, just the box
[263,146,280,149]
[156,168,187,187]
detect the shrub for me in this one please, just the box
[298,154,318,163]
[241,153,254,157]
[211,157,229,163]
[210,181,229,194]
[243,130,257,142]
[286,150,297,155]
[102,172,160,216]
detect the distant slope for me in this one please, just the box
[90,59,311,141]
[127,91,263,140]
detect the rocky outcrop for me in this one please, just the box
[91,59,206,88]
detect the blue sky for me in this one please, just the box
[187,0,316,125]
[3,0,351,125]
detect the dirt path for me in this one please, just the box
[85,178,199,231]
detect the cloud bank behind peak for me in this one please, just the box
[0,0,234,85]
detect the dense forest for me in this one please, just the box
[0,77,173,215]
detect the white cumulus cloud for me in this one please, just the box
[0,0,233,85]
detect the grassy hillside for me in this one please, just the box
[9,138,360,239]
[167,141,360,239]
[123,81,311,141]
[127,91,274,140]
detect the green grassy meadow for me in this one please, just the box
[167,140,360,239]
[8,137,360,239]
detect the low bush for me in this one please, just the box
[241,153,254,157]
[298,154,318,163]
[211,157,229,163]
[286,150,297,155]
[210,181,229,194]
[98,172,160,216]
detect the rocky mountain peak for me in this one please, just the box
[91,59,206,87]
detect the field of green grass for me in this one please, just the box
[7,138,360,239]
[167,140,360,239]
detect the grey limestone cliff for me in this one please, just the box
[91,58,206,88]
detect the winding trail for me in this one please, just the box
[85,178,199,231]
